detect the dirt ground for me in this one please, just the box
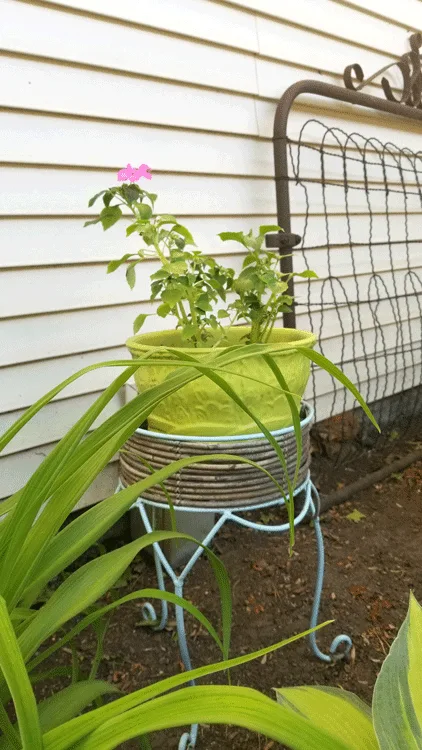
[37,458,422,749]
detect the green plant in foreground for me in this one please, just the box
[85,187,316,346]
[0,347,378,748]
[123,592,417,750]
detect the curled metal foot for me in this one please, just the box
[141,599,168,631]
[178,728,197,750]
[141,602,158,627]
[309,486,354,663]
[329,634,353,662]
[309,630,353,663]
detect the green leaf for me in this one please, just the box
[133,313,149,334]
[38,681,119,733]
[218,231,248,247]
[83,217,101,228]
[0,365,139,605]
[165,259,188,276]
[276,685,377,749]
[296,269,318,279]
[0,596,42,749]
[181,323,197,340]
[161,288,184,307]
[262,355,301,547]
[126,222,141,237]
[373,593,422,749]
[172,224,195,245]
[174,236,186,250]
[19,532,210,663]
[259,224,282,234]
[234,268,257,293]
[99,205,122,230]
[121,184,141,204]
[298,348,380,432]
[68,685,353,750]
[196,293,213,312]
[21,451,250,620]
[87,190,107,208]
[42,622,329,750]
[0,346,283,597]
[169,348,296,546]
[102,191,114,207]
[157,214,178,226]
[346,509,366,523]
[151,268,170,280]
[217,310,230,319]
[156,302,171,317]
[126,262,137,290]
[242,253,257,268]
[106,254,133,274]
[28,585,225,679]
[136,203,153,220]
[0,703,19,749]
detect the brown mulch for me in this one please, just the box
[36,460,422,749]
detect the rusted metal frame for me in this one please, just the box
[272,78,422,329]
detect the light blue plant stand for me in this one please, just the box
[123,408,353,750]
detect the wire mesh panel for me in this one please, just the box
[285,119,422,467]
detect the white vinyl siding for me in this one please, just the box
[1,0,420,501]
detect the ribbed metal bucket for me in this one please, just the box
[120,404,313,508]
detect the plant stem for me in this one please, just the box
[260,293,278,343]
[152,239,168,266]
[177,301,189,325]
[186,291,203,347]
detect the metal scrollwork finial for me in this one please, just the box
[344,32,422,108]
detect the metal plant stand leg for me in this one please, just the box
[129,472,354,750]
[135,502,229,750]
[141,544,169,632]
[308,482,353,663]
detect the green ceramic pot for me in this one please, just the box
[126,327,316,436]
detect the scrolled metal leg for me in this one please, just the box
[136,502,169,631]
[178,730,197,750]
[175,580,198,749]
[308,483,352,663]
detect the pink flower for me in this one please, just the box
[117,163,134,181]
[117,163,152,182]
[137,163,152,180]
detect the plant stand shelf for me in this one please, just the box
[118,406,352,750]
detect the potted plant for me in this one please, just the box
[85,184,317,437]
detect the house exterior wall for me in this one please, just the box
[1,0,420,503]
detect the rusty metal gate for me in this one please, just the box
[268,34,422,501]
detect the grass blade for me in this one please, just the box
[38,681,119,733]
[28,587,225,675]
[171,348,297,546]
[0,596,42,749]
[42,622,330,750]
[21,452,251,606]
[298,348,380,431]
[73,685,348,750]
[18,530,225,664]
[0,365,138,593]
[0,701,20,749]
